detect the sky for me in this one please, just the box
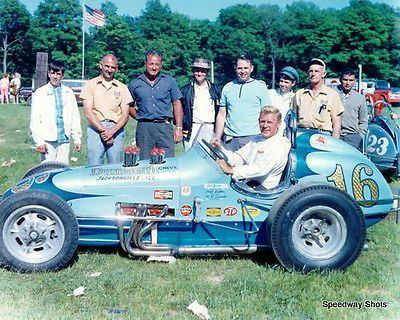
[20,0,399,21]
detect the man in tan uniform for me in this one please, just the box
[81,54,133,165]
[293,58,344,138]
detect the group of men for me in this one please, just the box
[29,51,367,190]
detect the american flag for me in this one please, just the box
[84,5,106,27]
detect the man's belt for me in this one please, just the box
[298,126,332,134]
[138,119,171,124]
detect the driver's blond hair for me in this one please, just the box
[260,106,282,121]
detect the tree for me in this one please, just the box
[0,0,31,74]
[332,0,400,82]
[28,0,82,78]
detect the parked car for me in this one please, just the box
[18,79,85,105]
[363,79,400,114]
[19,86,33,104]
[61,79,86,104]
[365,100,400,176]
[0,111,394,273]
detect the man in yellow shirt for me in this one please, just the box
[293,58,344,138]
[81,54,133,165]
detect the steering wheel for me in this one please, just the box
[201,139,228,162]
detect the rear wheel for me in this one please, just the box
[0,190,78,272]
[271,184,366,272]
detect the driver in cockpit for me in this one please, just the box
[215,106,291,190]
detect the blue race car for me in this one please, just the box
[365,100,400,177]
[0,111,394,273]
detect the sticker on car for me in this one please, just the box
[206,207,222,217]
[180,205,192,216]
[154,190,173,200]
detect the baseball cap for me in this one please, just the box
[192,58,211,69]
[280,66,299,83]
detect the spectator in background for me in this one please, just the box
[293,58,344,138]
[211,55,270,151]
[128,50,183,159]
[335,69,368,151]
[0,73,10,104]
[10,73,21,104]
[181,58,220,150]
[268,66,299,134]
[81,54,132,165]
[30,60,81,164]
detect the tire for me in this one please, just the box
[22,161,68,180]
[270,183,366,272]
[0,190,79,272]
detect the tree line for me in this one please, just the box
[1,0,400,88]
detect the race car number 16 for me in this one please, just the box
[327,163,379,207]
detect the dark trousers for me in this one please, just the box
[341,133,363,151]
[136,122,174,160]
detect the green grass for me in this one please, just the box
[0,104,399,319]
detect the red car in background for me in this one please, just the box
[363,79,400,115]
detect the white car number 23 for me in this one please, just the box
[367,135,389,155]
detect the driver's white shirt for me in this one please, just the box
[223,134,291,189]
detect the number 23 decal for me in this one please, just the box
[327,164,379,207]
[367,135,389,155]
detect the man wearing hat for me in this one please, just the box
[268,66,299,134]
[292,58,344,138]
[180,58,220,150]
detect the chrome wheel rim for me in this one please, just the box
[292,206,347,260]
[3,205,65,264]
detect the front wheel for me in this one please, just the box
[0,190,79,272]
[271,184,366,272]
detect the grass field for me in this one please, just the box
[0,104,399,320]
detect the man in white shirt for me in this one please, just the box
[30,60,82,164]
[217,106,291,190]
[181,58,220,150]
[268,66,299,134]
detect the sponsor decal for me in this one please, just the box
[316,135,328,145]
[35,172,50,184]
[257,150,264,154]
[181,186,191,196]
[11,178,34,193]
[204,183,229,190]
[154,190,173,200]
[242,206,261,217]
[205,189,227,200]
[180,205,192,216]
[223,206,238,217]
[89,165,178,182]
[206,207,222,217]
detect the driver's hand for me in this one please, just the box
[217,159,234,175]
[210,137,221,148]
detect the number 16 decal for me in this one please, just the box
[327,164,378,207]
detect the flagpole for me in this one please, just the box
[81,0,85,80]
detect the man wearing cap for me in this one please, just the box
[81,54,132,165]
[211,55,270,151]
[293,58,344,138]
[128,50,183,159]
[336,69,368,151]
[268,66,299,134]
[180,58,220,150]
